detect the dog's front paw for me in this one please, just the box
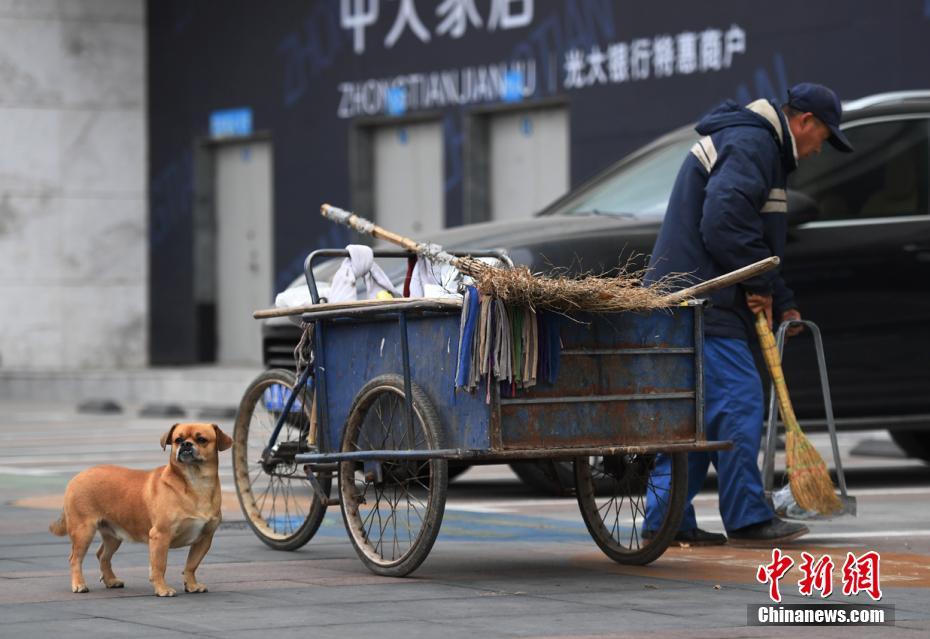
[72,583,89,593]
[184,582,208,593]
[102,578,124,589]
[154,586,177,597]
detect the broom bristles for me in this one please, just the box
[785,426,843,514]
[472,263,686,312]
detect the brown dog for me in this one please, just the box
[49,422,232,596]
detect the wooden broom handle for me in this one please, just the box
[659,256,780,305]
[320,203,479,272]
[324,205,421,252]
[755,311,801,433]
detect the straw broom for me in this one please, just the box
[319,203,781,312]
[755,312,842,514]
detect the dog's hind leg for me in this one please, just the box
[96,532,124,588]
[68,522,96,593]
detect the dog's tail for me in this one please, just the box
[49,512,67,536]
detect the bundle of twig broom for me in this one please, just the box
[319,203,780,312]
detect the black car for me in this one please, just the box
[265,90,930,489]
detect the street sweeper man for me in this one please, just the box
[642,83,854,546]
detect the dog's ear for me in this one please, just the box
[160,424,179,451]
[213,424,233,452]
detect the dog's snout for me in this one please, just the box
[180,440,194,450]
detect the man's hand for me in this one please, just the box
[781,308,804,337]
[746,293,774,329]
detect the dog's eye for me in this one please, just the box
[196,436,208,444]
[174,437,184,444]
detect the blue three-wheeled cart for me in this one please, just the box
[232,249,729,576]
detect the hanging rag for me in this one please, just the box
[328,244,400,303]
[455,286,480,389]
[493,301,512,383]
[469,312,482,390]
[523,306,538,388]
[538,312,549,384]
[484,298,496,404]
[511,307,524,387]
[455,297,558,396]
[403,255,417,297]
[478,295,493,377]
[539,311,561,384]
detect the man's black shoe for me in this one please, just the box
[642,527,727,546]
[728,517,809,546]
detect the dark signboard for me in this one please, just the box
[148,0,930,363]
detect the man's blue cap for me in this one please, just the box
[787,82,854,152]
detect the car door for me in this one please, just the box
[784,115,930,422]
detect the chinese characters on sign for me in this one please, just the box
[564,25,746,89]
[341,0,535,54]
[756,549,883,603]
[333,12,749,118]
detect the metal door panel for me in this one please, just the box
[215,142,272,364]
[374,122,444,237]
[490,108,569,222]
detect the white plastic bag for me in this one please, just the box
[772,484,819,519]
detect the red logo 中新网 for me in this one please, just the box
[755,549,883,603]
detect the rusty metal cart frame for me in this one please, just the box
[232,249,729,576]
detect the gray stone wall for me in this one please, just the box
[0,0,146,369]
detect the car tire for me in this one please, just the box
[509,460,622,496]
[509,461,575,496]
[889,429,930,463]
[447,461,471,481]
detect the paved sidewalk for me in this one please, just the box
[3,515,929,638]
[0,365,261,409]
[1,400,928,638]
[3,476,929,639]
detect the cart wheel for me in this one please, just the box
[574,452,687,565]
[339,374,447,577]
[232,368,331,551]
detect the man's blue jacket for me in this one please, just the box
[646,99,799,341]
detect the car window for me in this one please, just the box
[561,137,695,217]
[790,117,930,221]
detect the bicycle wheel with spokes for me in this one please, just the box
[575,452,686,565]
[232,368,331,551]
[339,374,447,577]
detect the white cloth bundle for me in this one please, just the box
[273,245,398,324]
[327,244,400,302]
[408,259,461,298]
